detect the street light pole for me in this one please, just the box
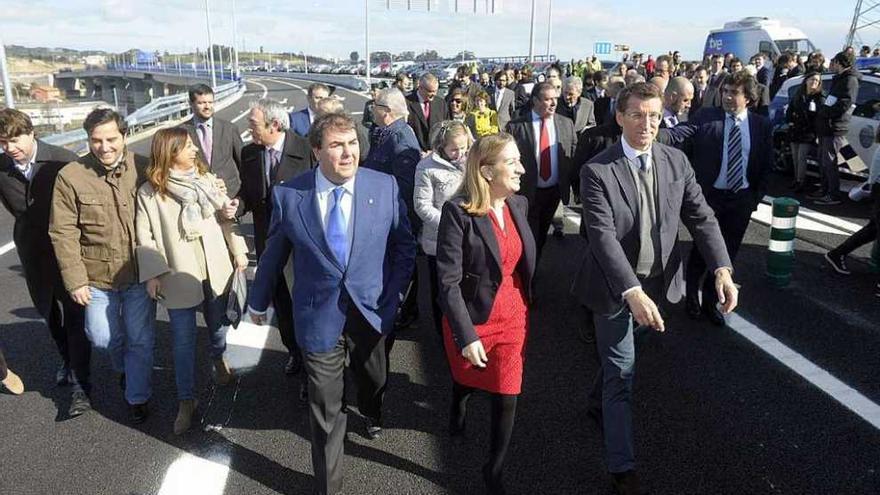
[204,0,217,88]
[528,0,536,63]
[546,0,553,61]
[0,40,14,108]
[231,0,240,79]
[365,0,371,86]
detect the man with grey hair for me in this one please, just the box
[648,76,668,94]
[405,72,448,151]
[558,76,596,134]
[364,88,422,329]
[661,76,694,128]
[240,97,314,378]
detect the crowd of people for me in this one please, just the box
[0,41,877,495]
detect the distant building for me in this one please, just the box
[29,84,62,103]
[83,55,106,67]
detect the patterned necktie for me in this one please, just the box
[726,116,744,192]
[269,148,281,180]
[539,118,551,181]
[198,123,212,165]
[326,187,349,267]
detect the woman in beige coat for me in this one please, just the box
[135,127,248,435]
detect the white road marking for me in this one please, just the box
[157,451,231,495]
[0,241,15,256]
[231,79,269,123]
[761,195,862,235]
[751,203,850,236]
[728,313,880,431]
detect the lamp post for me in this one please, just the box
[204,0,217,88]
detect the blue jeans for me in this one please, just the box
[591,304,638,473]
[166,282,227,400]
[84,284,156,405]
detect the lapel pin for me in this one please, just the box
[368,198,374,204]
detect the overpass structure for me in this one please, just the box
[54,66,234,114]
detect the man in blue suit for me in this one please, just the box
[661,71,772,325]
[248,112,416,495]
[289,83,331,137]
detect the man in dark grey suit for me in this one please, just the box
[240,98,315,378]
[505,81,577,260]
[0,108,90,416]
[489,71,516,131]
[572,83,738,495]
[180,83,243,198]
[557,76,597,134]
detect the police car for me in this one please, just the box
[768,70,880,180]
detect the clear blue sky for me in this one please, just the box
[2,0,857,61]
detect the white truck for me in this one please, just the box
[703,17,817,62]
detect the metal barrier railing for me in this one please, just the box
[42,80,245,153]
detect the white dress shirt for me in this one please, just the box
[618,137,653,299]
[531,111,559,188]
[264,134,286,185]
[662,108,679,128]
[307,108,316,125]
[315,166,355,255]
[714,109,751,190]
[14,142,38,181]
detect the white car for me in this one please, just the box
[770,70,880,179]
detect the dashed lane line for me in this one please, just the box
[0,241,14,256]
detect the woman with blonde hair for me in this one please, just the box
[436,132,534,494]
[413,120,474,334]
[135,127,248,435]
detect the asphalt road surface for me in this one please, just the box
[0,80,878,494]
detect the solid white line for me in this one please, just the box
[728,313,880,431]
[231,79,269,123]
[157,452,231,495]
[0,241,15,256]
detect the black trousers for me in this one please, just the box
[303,304,388,495]
[425,255,443,335]
[0,346,7,381]
[687,188,755,306]
[832,185,880,257]
[528,186,562,260]
[53,296,90,393]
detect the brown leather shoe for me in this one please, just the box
[213,357,234,386]
[1,369,24,395]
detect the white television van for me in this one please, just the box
[703,17,817,62]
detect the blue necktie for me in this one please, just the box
[726,116,744,192]
[327,187,348,267]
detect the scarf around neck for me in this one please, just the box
[165,169,228,241]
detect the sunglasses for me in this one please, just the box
[451,99,463,104]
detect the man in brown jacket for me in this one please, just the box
[49,108,155,423]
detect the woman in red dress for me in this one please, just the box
[436,133,536,494]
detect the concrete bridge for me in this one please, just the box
[54,68,227,113]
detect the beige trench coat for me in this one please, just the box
[134,175,249,309]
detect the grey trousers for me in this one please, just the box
[818,135,845,198]
[789,142,814,184]
[303,305,388,495]
[589,276,663,473]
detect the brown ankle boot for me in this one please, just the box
[173,399,198,435]
[213,357,234,386]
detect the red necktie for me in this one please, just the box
[423,101,431,121]
[539,118,551,181]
